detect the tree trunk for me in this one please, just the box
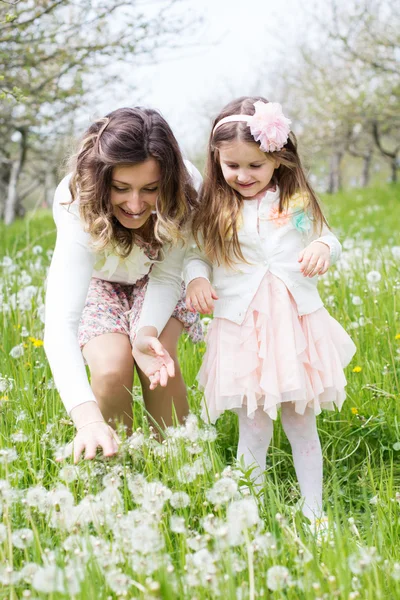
[45,170,57,208]
[328,151,343,194]
[361,150,372,187]
[4,129,27,225]
[391,156,398,183]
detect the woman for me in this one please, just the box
[44,107,202,462]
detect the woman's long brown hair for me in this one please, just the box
[192,96,327,268]
[68,107,198,257]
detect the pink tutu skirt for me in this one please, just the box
[198,272,356,422]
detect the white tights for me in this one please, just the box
[235,403,323,520]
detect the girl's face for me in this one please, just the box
[110,159,160,229]
[218,140,279,199]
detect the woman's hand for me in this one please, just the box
[57,421,120,464]
[186,277,218,314]
[57,401,120,463]
[133,327,175,390]
[298,241,330,277]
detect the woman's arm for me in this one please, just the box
[45,177,121,461]
[44,176,97,414]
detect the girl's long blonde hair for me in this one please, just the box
[192,96,327,268]
[68,107,198,257]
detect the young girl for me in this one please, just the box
[44,107,202,463]
[184,96,356,523]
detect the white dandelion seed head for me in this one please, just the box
[227,498,260,546]
[11,431,28,443]
[391,247,400,260]
[199,425,218,442]
[105,569,133,595]
[0,376,14,393]
[20,562,40,584]
[0,448,18,464]
[12,528,34,549]
[170,515,186,534]
[26,486,48,509]
[9,344,25,359]
[46,484,74,510]
[102,472,122,489]
[32,565,65,594]
[130,524,165,555]
[267,565,291,591]
[126,430,145,451]
[366,270,381,283]
[59,465,79,483]
[170,491,190,509]
[176,464,198,484]
[0,566,21,585]
[206,477,240,505]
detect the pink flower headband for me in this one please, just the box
[213,101,291,153]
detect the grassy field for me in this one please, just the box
[0,184,399,599]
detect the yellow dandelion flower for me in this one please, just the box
[0,395,9,401]
[352,366,362,373]
[28,337,44,347]
[395,333,400,340]
[351,407,358,415]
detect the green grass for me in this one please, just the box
[0,184,399,599]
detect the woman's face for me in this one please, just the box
[110,159,160,229]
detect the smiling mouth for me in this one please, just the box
[238,182,255,188]
[120,207,146,219]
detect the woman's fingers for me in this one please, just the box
[159,364,168,387]
[73,439,86,464]
[101,433,119,457]
[84,441,98,461]
[56,441,72,463]
[148,337,165,357]
[149,371,161,390]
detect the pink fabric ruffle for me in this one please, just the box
[198,272,356,423]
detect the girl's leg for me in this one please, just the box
[136,317,189,430]
[280,402,323,520]
[82,333,134,434]
[235,406,274,486]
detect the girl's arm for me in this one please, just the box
[184,236,217,314]
[308,223,342,265]
[298,223,342,277]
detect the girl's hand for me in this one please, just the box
[57,421,120,464]
[132,330,175,390]
[298,241,330,277]
[186,277,218,314]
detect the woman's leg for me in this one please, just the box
[235,406,274,486]
[280,402,323,520]
[82,333,134,434]
[136,317,189,430]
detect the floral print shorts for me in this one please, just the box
[78,276,203,350]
